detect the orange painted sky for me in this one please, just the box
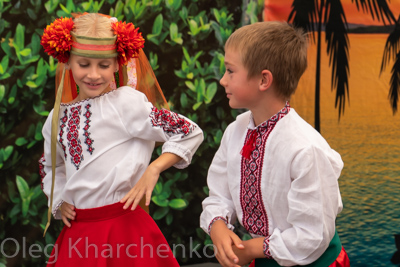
[265,0,400,26]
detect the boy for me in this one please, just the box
[200,21,350,267]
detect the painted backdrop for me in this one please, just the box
[264,1,400,266]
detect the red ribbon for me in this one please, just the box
[241,130,258,160]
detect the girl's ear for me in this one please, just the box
[65,62,70,70]
[260,70,273,92]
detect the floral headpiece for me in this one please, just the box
[40,16,145,65]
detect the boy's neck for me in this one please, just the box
[250,96,287,126]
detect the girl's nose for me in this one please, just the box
[87,67,101,79]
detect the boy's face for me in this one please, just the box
[68,54,118,101]
[220,48,261,110]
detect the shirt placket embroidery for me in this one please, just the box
[240,103,291,237]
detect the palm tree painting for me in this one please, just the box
[287,0,397,132]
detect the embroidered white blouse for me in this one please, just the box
[40,86,203,219]
[200,106,344,266]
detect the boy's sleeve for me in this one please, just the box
[200,125,236,234]
[268,145,343,266]
[116,88,204,169]
[40,110,68,220]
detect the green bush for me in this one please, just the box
[0,0,263,265]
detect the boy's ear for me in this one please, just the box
[260,70,273,92]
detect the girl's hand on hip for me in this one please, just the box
[120,164,160,211]
[60,202,76,228]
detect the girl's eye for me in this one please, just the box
[100,65,110,69]
[79,64,89,68]
[227,69,233,74]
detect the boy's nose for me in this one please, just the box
[220,73,227,87]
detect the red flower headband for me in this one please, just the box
[41,16,145,65]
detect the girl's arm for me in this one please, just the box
[40,109,69,220]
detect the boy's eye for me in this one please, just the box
[227,69,233,74]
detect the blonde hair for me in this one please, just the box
[225,21,308,99]
[72,13,114,38]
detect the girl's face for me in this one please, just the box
[67,54,118,101]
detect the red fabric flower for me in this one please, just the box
[41,17,74,63]
[112,21,145,65]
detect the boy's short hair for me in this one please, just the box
[225,21,308,99]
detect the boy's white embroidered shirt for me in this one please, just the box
[41,86,203,218]
[200,108,343,266]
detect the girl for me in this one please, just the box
[39,13,203,266]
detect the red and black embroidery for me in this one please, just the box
[59,109,68,159]
[208,216,228,235]
[38,153,46,193]
[263,237,272,258]
[67,105,84,170]
[240,103,290,236]
[149,106,195,138]
[83,104,94,155]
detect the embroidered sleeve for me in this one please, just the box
[149,107,196,138]
[208,216,228,235]
[116,88,203,169]
[52,200,64,219]
[263,236,272,258]
[38,153,46,194]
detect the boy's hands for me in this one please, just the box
[60,202,76,228]
[210,220,244,267]
[231,240,256,266]
[120,164,160,211]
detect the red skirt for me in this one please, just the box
[46,202,180,266]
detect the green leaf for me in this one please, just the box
[166,213,173,225]
[26,81,37,88]
[152,14,163,35]
[0,85,4,102]
[8,85,17,104]
[180,93,188,108]
[151,195,169,207]
[16,175,29,199]
[186,72,193,79]
[193,102,202,111]
[3,145,13,161]
[15,137,28,146]
[203,186,209,195]
[152,207,169,220]
[189,20,200,36]
[169,23,178,40]
[185,81,195,91]
[0,55,9,74]
[169,198,187,210]
[35,121,43,141]
[59,3,71,14]
[154,182,163,195]
[15,24,25,50]
[19,48,31,57]
[205,82,217,104]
